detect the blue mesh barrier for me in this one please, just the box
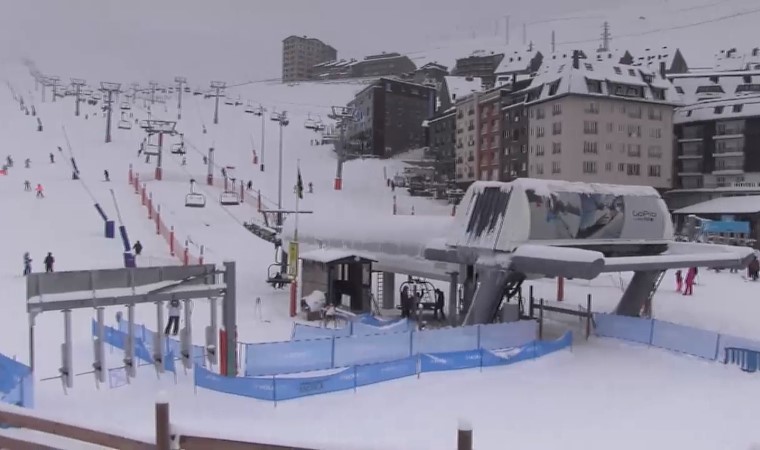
[193,345,207,367]
[0,353,32,408]
[333,331,412,367]
[354,357,418,387]
[651,320,720,360]
[273,368,356,401]
[419,349,481,372]
[481,342,537,367]
[245,338,333,376]
[357,315,407,327]
[291,323,351,340]
[717,334,760,363]
[412,326,479,354]
[534,331,573,357]
[594,313,653,344]
[479,321,537,349]
[352,319,411,336]
[195,365,275,400]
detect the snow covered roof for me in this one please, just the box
[444,76,481,103]
[670,70,760,105]
[508,178,662,197]
[299,248,375,264]
[495,49,539,74]
[674,95,760,124]
[674,195,760,215]
[713,48,760,72]
[629,46,679,71]
[521,58,679,105]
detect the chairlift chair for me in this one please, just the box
[224,97,234,106]
[304,114,317,130]
[185,180,206,208]
[120,102,131,110]
[118,119,132,130]
[220,191,240,206]
[244,104,255,114]
[266,263,291,288]
[171,134,186,155]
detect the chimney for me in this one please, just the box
[659,61,666,79]
[572,50,580,69]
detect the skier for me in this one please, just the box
[43,252,54,273]
[23,252,32,276]
[750,257,760,281]
[675,269,683,293]
[24,158,30,169]
[221,167,227,178]
[23,180,31,191]
[49,153,54,163]
[6,156,13,167]
[308,182,313,194]
[132,240,143,256]
[35,183,44,198]
[202,155,208,165]
[390,180,395,191]
[181,157,187,166]
[683,267,696,296]
[247,180,253,191]
[103,169,110,182]
[164,299,181,336]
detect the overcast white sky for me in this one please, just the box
[0,0,636,83]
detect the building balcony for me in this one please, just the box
[677,153,702,159]
[713,133,744,140]
[712,151,744,158]
[678,137,703,143]
[677,171,703,176]
[712,169,745,175]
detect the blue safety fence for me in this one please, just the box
[290,317,411,340]
[594,313,760,366]
[247,320,538,377]
[0,353,33,408]
[195,331,571,402]
[116,320,206,368]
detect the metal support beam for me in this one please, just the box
[381,272,395,309]
[155,301,165,373]
[448,271,459,326]
[27,287,224,313]
[62,310,73,389]
[222,261,237,376]
[126,304,136,378]
[206,297,218,366]
[182,299,192,369]
[95,307,106,384]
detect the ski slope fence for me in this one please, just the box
[186,320,570,402]
[594,313,760,369]
[0,353,33,408]
[290,315,412,340]
[129,172,203,266]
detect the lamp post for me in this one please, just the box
[253,105,267,172]
[270,110,289,226]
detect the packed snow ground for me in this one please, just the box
[3,63,760,449]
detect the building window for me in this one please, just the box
[587,80,602,93]
[733,104,744,113]
[536,126,545,137]
[714,106,724,114]
[584,121,598,134]
[583,141,598,154]
[648,165,661,177]
[552,122,562,135]
[648,145,662,158]
[618,162,625,172]
[583,161,597,174]
[585,102,600,114]
[548,81,560,96]
[552,161,561,174]
[628,105,642,119]
[605,162,612,172]
[716,120,745,136]
[536,108,545,119]
[606,122,614,133]
[627,163,641,176]
[606,143,613,151]
[552,103,562,116]
[648,107,663,120]
[536,145,545,156]
[650,128,662,139]
[627,144,642,157]
[536,163,544,175]
[552,142,561,154]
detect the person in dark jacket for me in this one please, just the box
[164,299,181,335]
[434,288,446,321]
[103,170,110,182]
[133,241,143,256]
[43,252,54,273]
[23,252,32,275]
[400,286,410,318]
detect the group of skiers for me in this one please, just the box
[674,267,699,295]
[23,252,55,275]
[400,285,446,321]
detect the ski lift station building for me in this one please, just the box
[281,178,753,323]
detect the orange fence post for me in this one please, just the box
[199,245,204,265]
[147,194,153,220]
[128,164,133,183]
[141,185,146,205]
[183,242,189,266]
[557,276,565,302]
[155,206,160,235]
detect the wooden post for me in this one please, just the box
[155,394,170,450]
[557,276,564,302]
[457,419,473,450]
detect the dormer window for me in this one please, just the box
[584,63,593,71]
[613,67,622,75]
[628,69,636,76]
[695,85,724,94]
[548,81,560,96]
[714,106,724,114]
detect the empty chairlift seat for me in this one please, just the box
[118,120,132,130]
[185,193,206,208]
[220,191,240,206]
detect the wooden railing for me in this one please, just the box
[0,400,475,450]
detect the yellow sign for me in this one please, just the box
[288,242,299,277]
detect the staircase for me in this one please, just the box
[641,270,666,318]
[375,273,384,307]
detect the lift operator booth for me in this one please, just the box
[300,249,375,313]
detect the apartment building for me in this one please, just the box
[427,107,457,181]
[282,35,337,82]
[452,51,504,88]
[523,53,678,188]
[500,85,532,181]
[454,93,479,185]
[476,88,502,181]
[667,97,760,209]
[346,78,436,157]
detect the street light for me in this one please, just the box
[253,105,267,172]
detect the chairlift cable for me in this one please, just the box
[108,189,126,226]
[61,125,99,204]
